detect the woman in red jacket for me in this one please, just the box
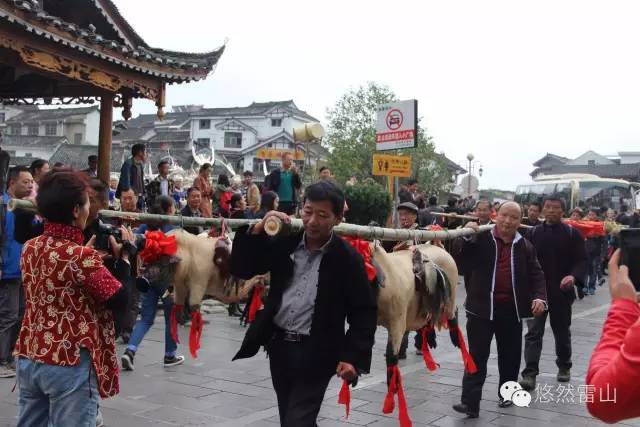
[586,249,640,423]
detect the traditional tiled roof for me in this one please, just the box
[6,106,98,123]
[0,0,225,82]
[531,163,640,180]
[2,134,67,148]
[532,153,570,167]
[441,154,466,174]
[194,100,319,122]
[149,130,191,143]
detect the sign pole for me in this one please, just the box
[393,176,400,227]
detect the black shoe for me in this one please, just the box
[398,352,407,360]
[519,375,536,391]
[498,398,513,408]
[557,368,570,382]
[121,349,135,371]
[163,354,185,367]
[452,403,479,418]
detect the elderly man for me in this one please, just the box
[231,180,377,426]
[265,152,302,216]
[146,160,174,208]
[181,187,204,236]
[452,202,547,417]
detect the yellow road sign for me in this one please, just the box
[372,154,412,177]
[256,148,304,160]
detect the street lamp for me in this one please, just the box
[466,153,474,195]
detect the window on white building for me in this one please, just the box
[27,124,38,136]
[45,123,57,136]
[199,119,211,129]
[9,124,20,135]
[271,118,282,127]
[197,138,210,145]
[588,160,595,166]
[224,132,242,148]
[74,133,82,144]
[0,113,5,123]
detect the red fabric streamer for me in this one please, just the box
[169,304,182,344]
[420,327,438,371]
[140,231,178,264]
[189,311,204,358]
[564,220,606,239]
[382,365,412,427]
[342,236,376,282]
[426,224,445,247]
[247,283,265,323]
[456,325,477,374]
[338,379,351,419]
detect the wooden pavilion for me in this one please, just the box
[0,0,224,183]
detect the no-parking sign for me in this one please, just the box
[375,100,418,151]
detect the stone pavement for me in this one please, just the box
[0,279,630,427]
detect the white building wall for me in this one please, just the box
[619,152,640,164]
[84,110,100,145]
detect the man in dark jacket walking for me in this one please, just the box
[452,202,547,417]
[520,196,587,391]
[265,152,301,216]
[231,180,377,426]
[117,143,147,211]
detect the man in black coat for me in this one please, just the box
[231,181,377,427]
[264,152,302,216]
[452,202,547,417]
[520,196,587,391]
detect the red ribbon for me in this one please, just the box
[456,325,477,374]
[383,365,412,427]
[189,310,204,358]
[342,236,376,282]
[169,304,182,344]
[563,220,606,238]
[247,283,265,323]
[140,231,178,264]
[338,379,351,419]
[420,327,438,371]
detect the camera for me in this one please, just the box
[619,228,640,291]
[93,217,145,253]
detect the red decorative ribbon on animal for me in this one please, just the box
[169,304,182,344]
[247,283,265,322]
[455,325,477,374]
[426,224,445,247]
[189,310,204,358]
[140,230,178,264]
[383,365,412,427]
[420,327,438,371]
[342,236,376,282]
[563,220,606,239]
[338,379,351,419]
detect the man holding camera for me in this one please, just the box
[520,196,587,390]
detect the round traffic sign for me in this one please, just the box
[385,109,403,130]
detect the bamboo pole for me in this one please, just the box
[431,212,479,221]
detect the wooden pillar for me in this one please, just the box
[98,93,114,184]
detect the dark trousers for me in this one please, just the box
[522,299,572,377]
[278,202,297,216]
[268,338,332,427]
[461,302,522,411]
[0,279,24,364]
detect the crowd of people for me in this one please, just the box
[0,145,639,426]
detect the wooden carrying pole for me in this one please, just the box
[8,199,494,242]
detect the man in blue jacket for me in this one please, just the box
[0,166,33,378]
[116,143,147,211]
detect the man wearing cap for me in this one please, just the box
[384,202,424,359]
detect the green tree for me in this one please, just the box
[325,82,451,195]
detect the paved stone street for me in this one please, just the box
[0,279,628,427]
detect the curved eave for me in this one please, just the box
[0,5,224,83]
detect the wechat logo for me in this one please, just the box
[500,381,532,407]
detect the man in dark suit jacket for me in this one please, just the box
[231,180,377,427]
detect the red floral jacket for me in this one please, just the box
[15,223,122,398]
